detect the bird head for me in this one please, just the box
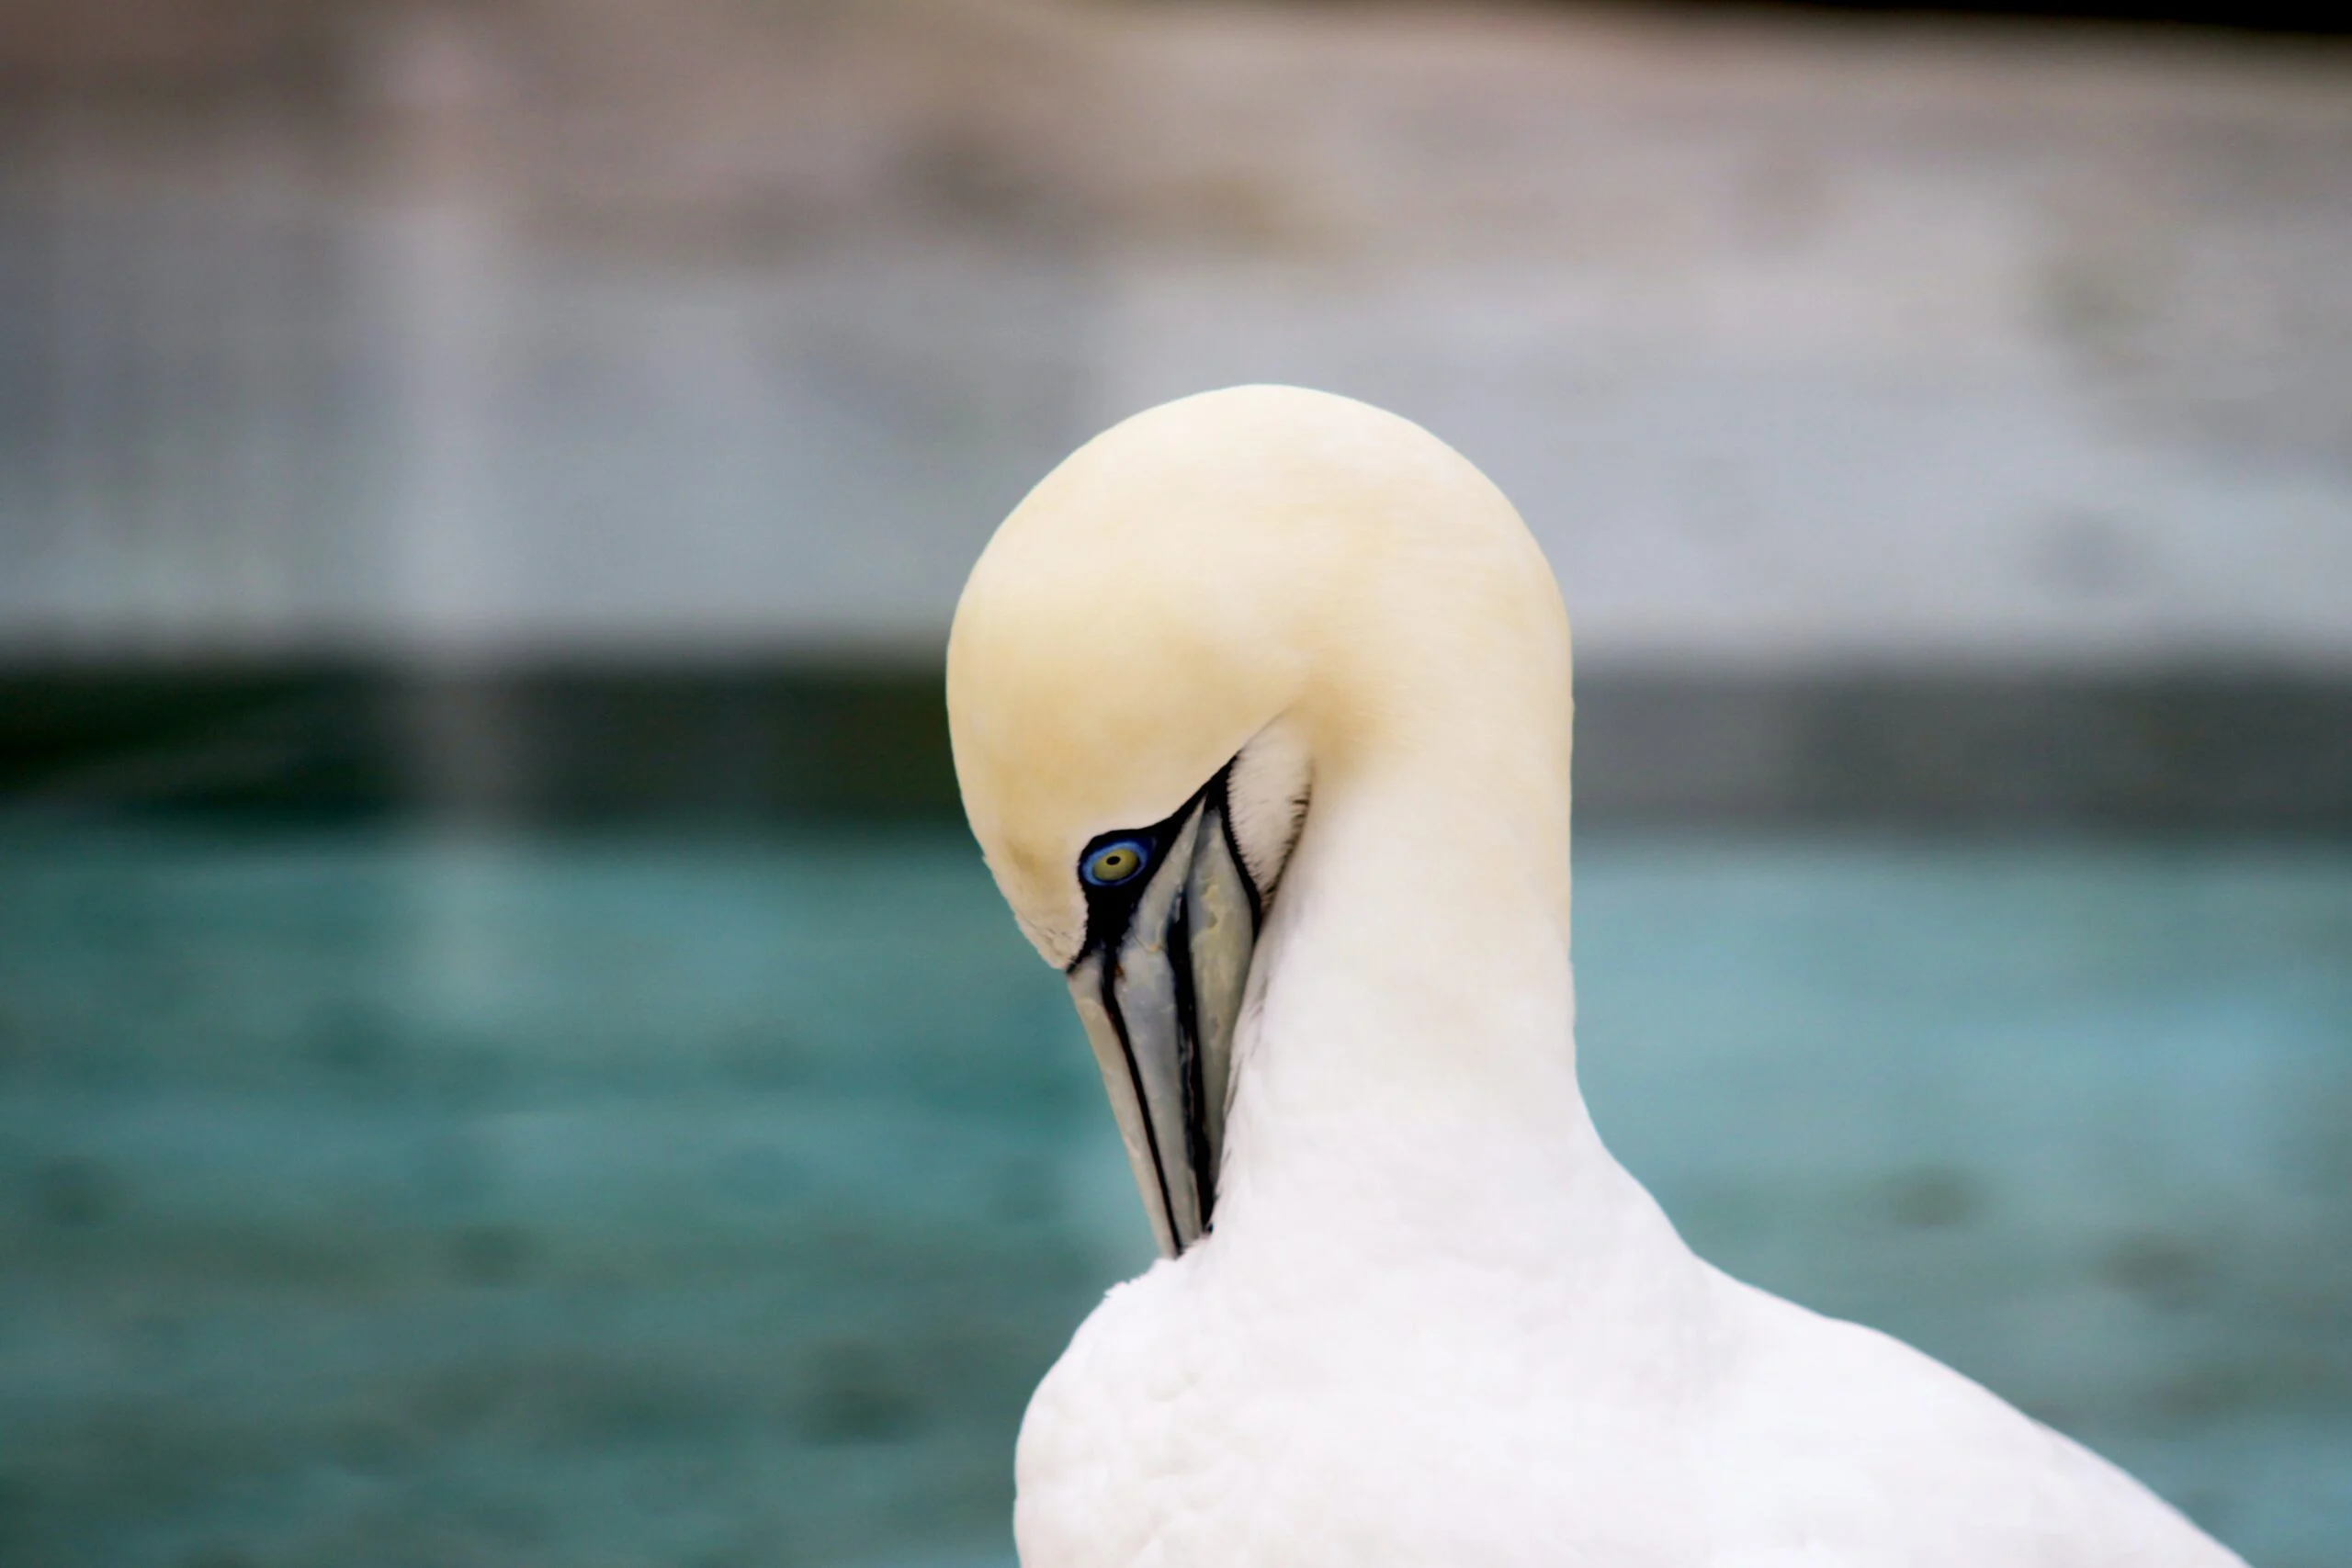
[947,385,1570,1256]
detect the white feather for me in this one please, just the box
[949,386,2244,1568]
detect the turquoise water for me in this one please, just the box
[1,826,2346,1567]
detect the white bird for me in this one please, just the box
[945,385,2243,1568]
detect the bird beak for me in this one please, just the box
[1065,782,1260,1258]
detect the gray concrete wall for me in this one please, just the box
[0,0,2346,669]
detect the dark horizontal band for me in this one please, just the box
[3,660,2348,829]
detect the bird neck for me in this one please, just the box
[1212,721,1625,1266]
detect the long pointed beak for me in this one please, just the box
[1066,784,1260,1258]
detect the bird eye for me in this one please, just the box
[1082,840,1150,887]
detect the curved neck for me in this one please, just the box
[1212,679,1619,1266]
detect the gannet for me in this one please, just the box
[945,385,2243,1567]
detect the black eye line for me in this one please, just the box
[1091,948,1180,1249]
[1069,763,1227,971]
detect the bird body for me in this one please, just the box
[1018,1195,2207,1566]
[946,386,2243,1568]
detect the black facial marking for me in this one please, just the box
[1069,761,1249,968]
[1165,886,1216,1229]
[1095,949,1179,1247]
[1216,786,1265,933]
[1070,757,1264,1249]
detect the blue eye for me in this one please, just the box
[1082,839,1151,887]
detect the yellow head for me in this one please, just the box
[946,384,1571,1254]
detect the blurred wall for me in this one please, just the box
[2,0,2348,820]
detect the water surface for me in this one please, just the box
[1,827,2345,1567]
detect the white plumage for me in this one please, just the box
[946,385,2243,1568]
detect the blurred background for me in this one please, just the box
[1,1,2348,1564]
